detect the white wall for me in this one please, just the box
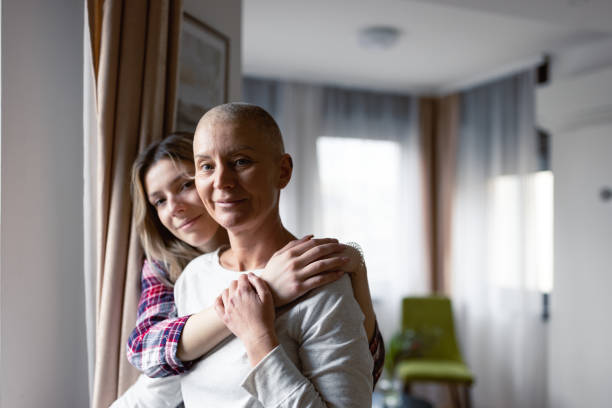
[0,0,89,407]
[538,66,612,408]
[184,0,243,101]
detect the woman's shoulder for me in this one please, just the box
[304,274,353,304]
[140,259,174,291]
[296,275,358,322]
[142,259,169,279]
[175,249,223,286]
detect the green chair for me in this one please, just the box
[391,296,474,408]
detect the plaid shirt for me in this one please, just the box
[127,260,385,385]
[127,260,193,377]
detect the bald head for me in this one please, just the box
[195,103,285,158]
[192,102,294,234]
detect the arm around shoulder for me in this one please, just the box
[127,260,193,377]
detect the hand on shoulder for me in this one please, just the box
[260,235,350,306]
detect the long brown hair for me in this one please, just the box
[131,133,206,284]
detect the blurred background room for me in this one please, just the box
[1,0,611,407]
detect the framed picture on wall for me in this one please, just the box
[174,12,230,133]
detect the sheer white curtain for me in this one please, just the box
[451,70,548,408]
[319,87,426,341]
[244,78,426,341]
[243,78,324,235]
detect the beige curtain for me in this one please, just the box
[87,1,182,406]
[419,95,459,295]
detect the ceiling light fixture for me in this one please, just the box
[358,25,402,50]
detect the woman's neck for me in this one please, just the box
[220,213,295,271]
[197,226,229,254]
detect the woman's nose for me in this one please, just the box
[214,164,235,189]
[167,195,185,215]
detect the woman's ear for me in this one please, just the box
[277,153,293,189]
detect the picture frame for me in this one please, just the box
[173,12,230,133]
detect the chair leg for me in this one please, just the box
[463,384,472,408]
[448,383,461,408]
[403,381,412,395]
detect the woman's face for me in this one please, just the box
[144,158,220,251]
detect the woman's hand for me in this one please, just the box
[215,273,279,366]
[261,235,349,306]
[339,243,367,279]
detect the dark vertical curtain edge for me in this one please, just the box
[419,95,459,295]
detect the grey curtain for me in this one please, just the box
[451,70,547,408]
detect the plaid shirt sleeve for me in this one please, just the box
[370,320,385,388]
[126,260,193,377]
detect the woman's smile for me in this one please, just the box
[215,198,247,209]
[178,214,203,230]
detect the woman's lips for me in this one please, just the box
[179,214,202,230]
[215,199,246,209]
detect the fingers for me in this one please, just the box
[283,240,343,272]
[297,242,347,270]
[300,270,345,292]
[214,294,225,319]
[229,278,238,293]
[298,253,349,279]
[237,273,250,288]
[285,237,339,258]
[221,288,229,307]
[295,238,340,254]
[225,275,253,305]
[275,234,313,255]
[247,273,272,303]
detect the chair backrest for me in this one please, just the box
[401,296,463,362]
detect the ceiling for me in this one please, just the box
[242,0,612,94]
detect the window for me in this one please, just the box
[488,171,554,292]
[317,136,401,289]
[316,136,424,338]
[529,171,554,293]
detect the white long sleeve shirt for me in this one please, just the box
[115,247,373,407]
[110,374,183,408]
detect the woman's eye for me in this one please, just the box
[235,158,251,166]
[199,163,213,171]
[181,180,194,190]
[153,198,165,207]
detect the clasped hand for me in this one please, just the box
[214,236,366,366]
[215,273,278,366]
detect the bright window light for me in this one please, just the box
[488,171,553,293]
[487,174,521,290]
[529,171,554,293]
[316,136,402,294]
